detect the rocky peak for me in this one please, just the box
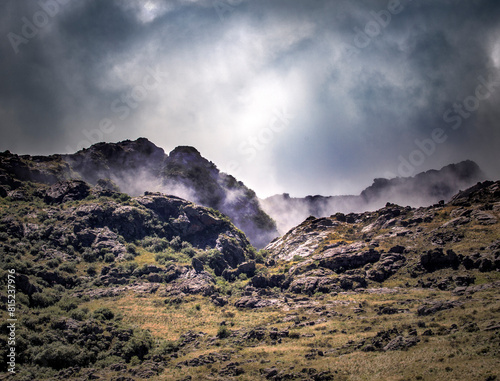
[0,138,278,248]
[165,145,216,174]
[169,146,202,158]
[64,138,166,184]
[262,160,488,235]
[361,160,486,204]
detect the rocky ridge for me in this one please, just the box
[261,160,486,234]
[260,180,500,297]
[0,139,278,248]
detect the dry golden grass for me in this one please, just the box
[134,248,157,265]
[76,204,500,381]
[85,283,498,381]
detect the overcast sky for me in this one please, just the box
[1,0,499,197]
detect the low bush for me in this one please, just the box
[217,325,231,339]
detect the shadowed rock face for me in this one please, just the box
[0,138,278,248]
[1,179,252,277]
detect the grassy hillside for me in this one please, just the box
[0,180,499,380]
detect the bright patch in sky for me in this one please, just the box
[1,0,499,197]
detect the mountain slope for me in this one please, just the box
[261,160,486,234]
[0,176,499,380]
[0,138,278,248]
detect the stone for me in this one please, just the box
[383,335,420,351]
[250,274,286,289]
[317,248,380,273]
[222,261,256,281]
[234,295,280,309]
[417,301,460,316]
[473,211,497,225]
[45,180,90,204]
[420,248,460,271]
[191,257,204,273]
[440,216,470,228]
[367,253,406,282]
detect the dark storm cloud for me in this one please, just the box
[0,0,499,196]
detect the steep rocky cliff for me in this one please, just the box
[0,138,278,248]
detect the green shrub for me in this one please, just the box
[95,355,124,369]
[82,248,98,263]
[104,253,115,263]
[122,331,154,361]
[255,253,265,264]
[126,243,137,255]
[119,261,138,273]
[6,259,32,274]
[70,308,88,321]
[246,245,257,260]
[122,253,135,261]
[155,249,178,265]
[141,236,170,252]
[59,261,77,273]
[87,265,97,276]
[46,258,62,269]
[93,307,115,321]
[57,297,78,311]
[117,193,131,202]
[194,251,209,264]
[217,325,231,339]
[154,340,180,355]
[181,243,197,258]
[170,236,182,251]
[33,343,90,369]
[30,290,60,308]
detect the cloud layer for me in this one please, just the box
[1,0,499,197]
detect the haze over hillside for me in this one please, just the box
[0,138,488,246]
[0,138,278,248]
[261,161,486,234]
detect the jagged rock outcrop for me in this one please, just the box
[261,180,500,295]
[44,180,91,204]
[367,252,406,282]
[0,180,252,277]
[420,248,460,271]
[362,161,484,202]
[0,138,278,247]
